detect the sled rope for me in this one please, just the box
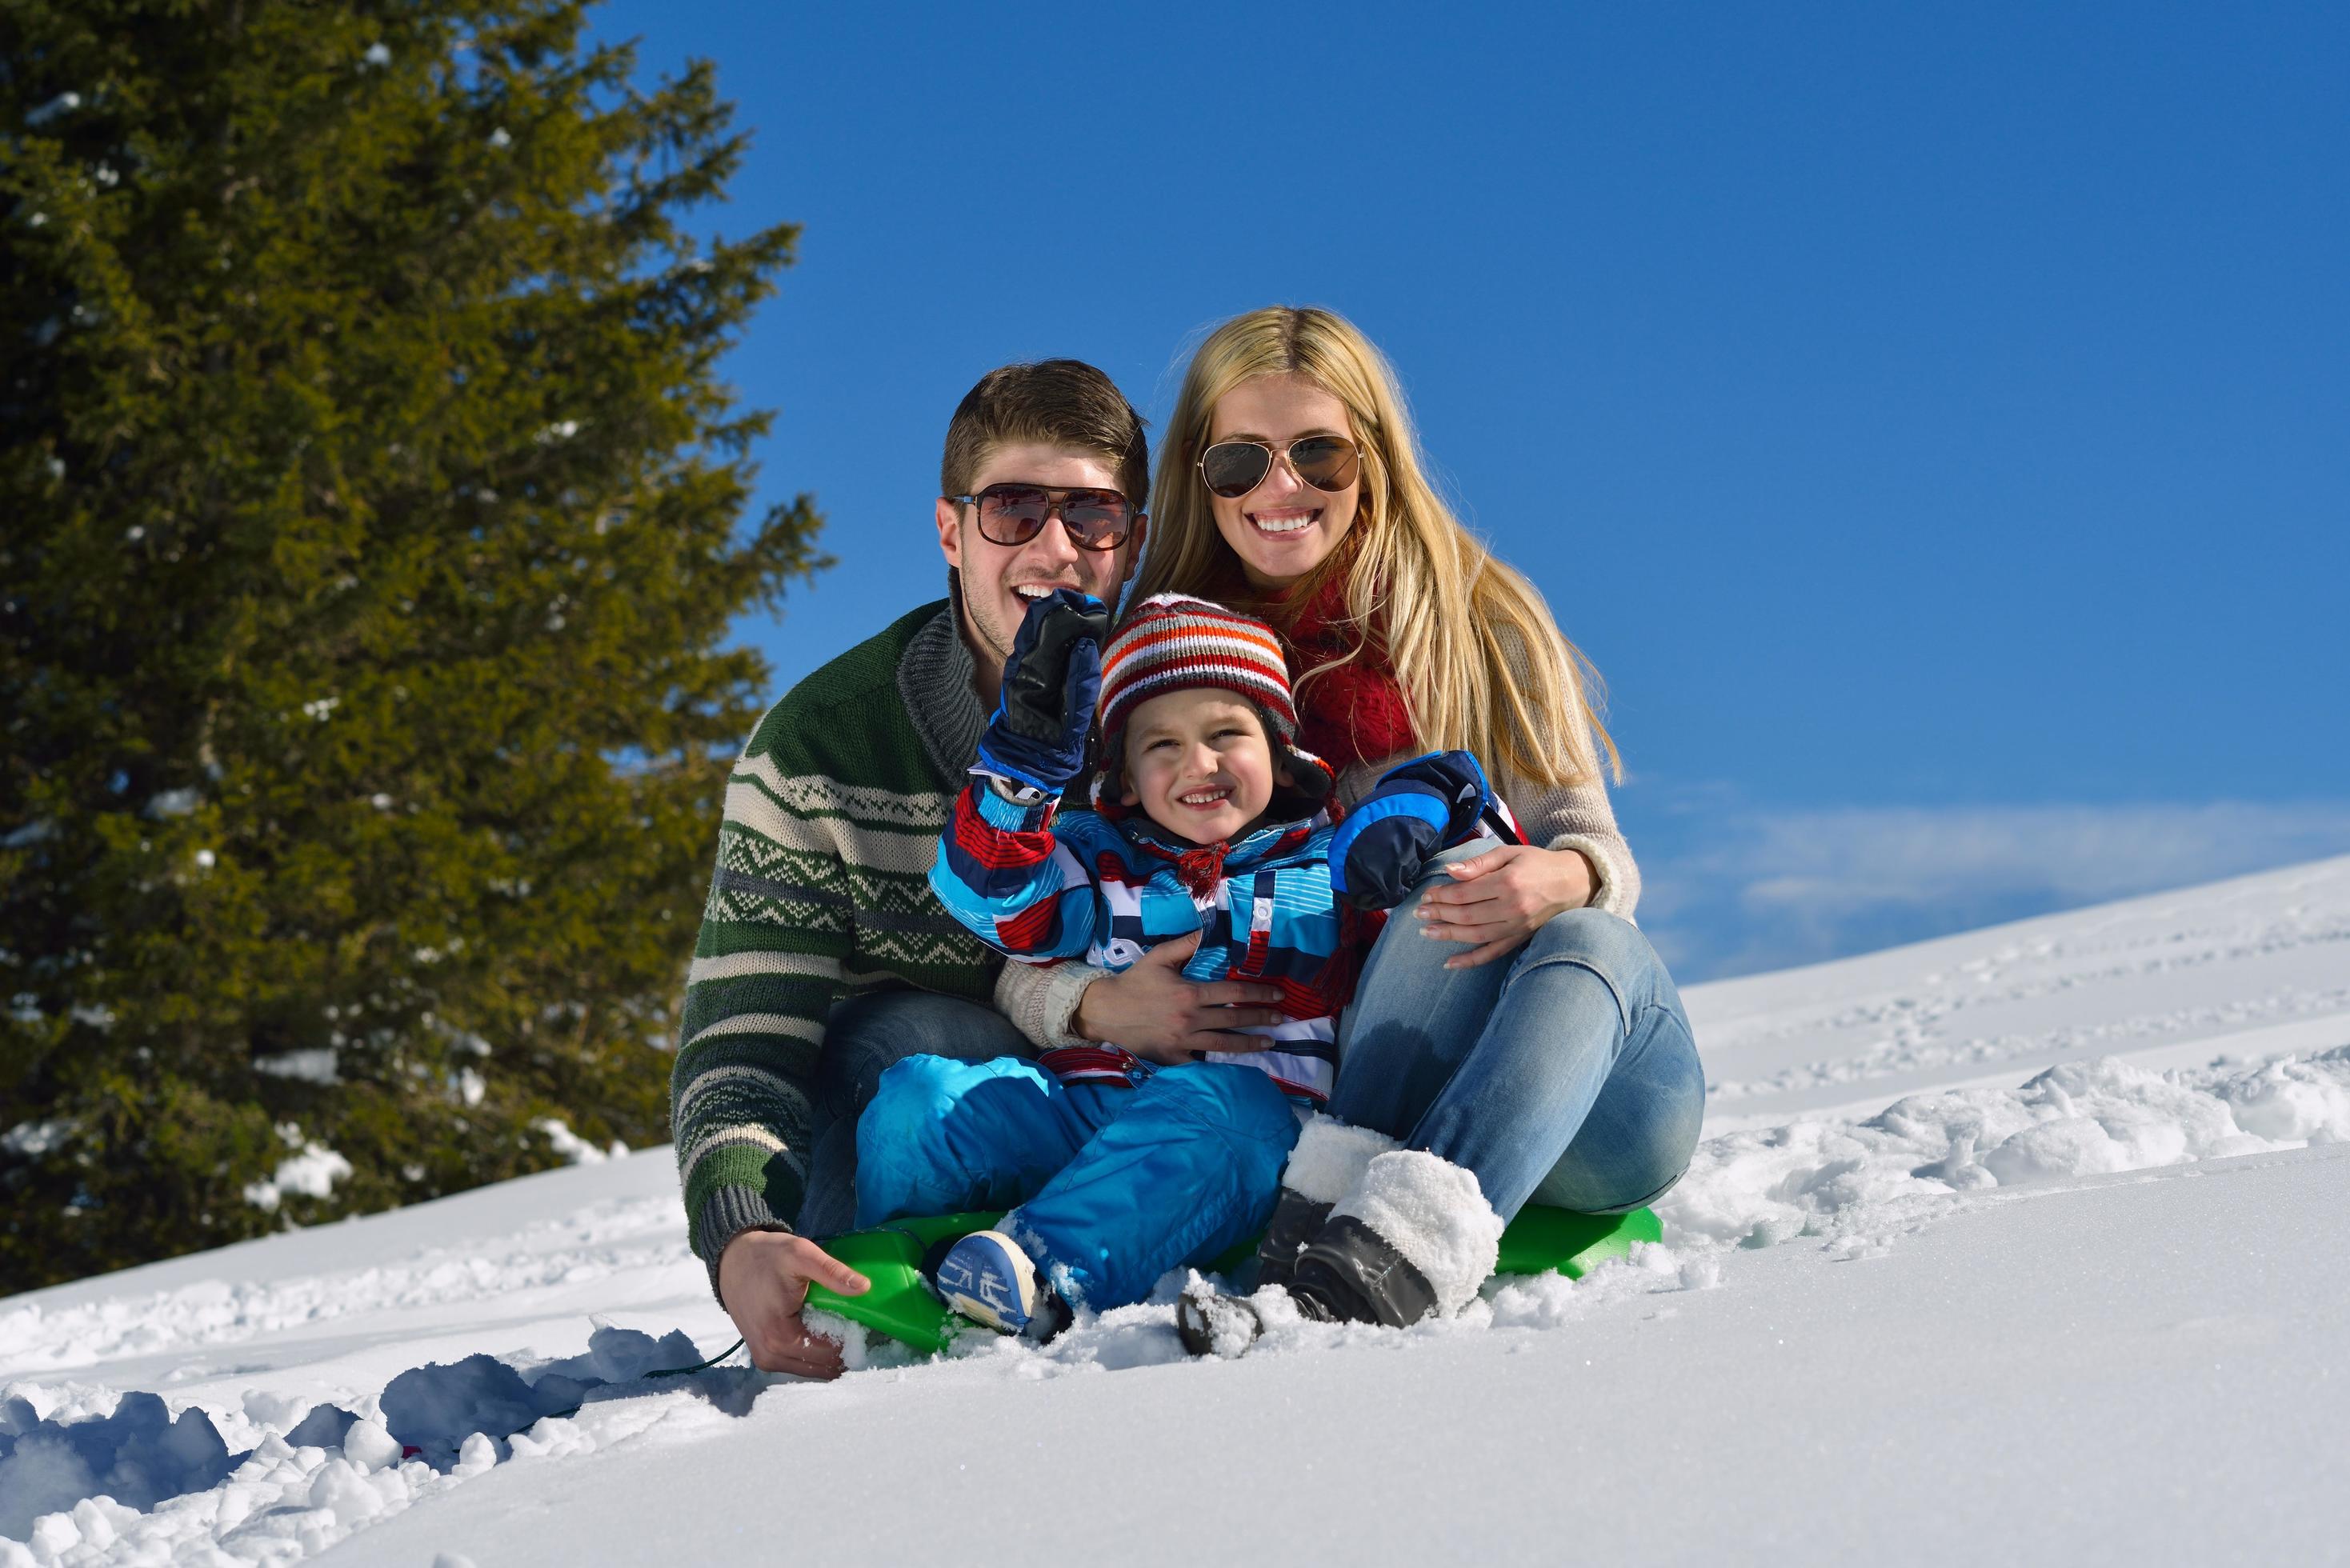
[538,1337,748,1422]
[643,1337,746,1378]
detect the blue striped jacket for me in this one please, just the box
[931,778,1351,1104]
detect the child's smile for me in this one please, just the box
[1119,689,1289,846]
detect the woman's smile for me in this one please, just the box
[1206,374,1360,589]
[1246,506,1321,536]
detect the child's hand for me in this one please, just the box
[975,590,1110,794]
[1329,750,1492,910]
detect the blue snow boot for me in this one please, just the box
[927,1230,1071,1341]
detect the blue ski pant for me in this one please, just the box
[854,1056,1301,1312]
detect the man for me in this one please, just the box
[672,360,1189,1377]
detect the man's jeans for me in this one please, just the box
[1331,849,1705,1222]
[796,990,1033,1239]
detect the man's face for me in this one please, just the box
[935,443,1143,674]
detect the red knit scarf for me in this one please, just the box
[1265,570,1418,772]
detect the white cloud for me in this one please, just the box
[1636,797,2350,981]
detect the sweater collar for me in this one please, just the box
[896,572,987,790]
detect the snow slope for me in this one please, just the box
[4,854,2347,1566]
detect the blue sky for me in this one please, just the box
[589,0,2350,981]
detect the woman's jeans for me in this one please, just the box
[1330,849,1705,1222]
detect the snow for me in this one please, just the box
[0,1125,70,1160]
[24,94,79,130]
[531,1121,624,1166]
[144,790,201,820]
[2,854,2345,1564]
[253,1050,342,1086]
[241,1143,354,1214]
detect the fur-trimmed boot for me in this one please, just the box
[1253,1116,1400,1291]
[1177,1148,1504,1357]
[1291,1149,1504,1327]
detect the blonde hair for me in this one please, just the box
[1135,306,1619,791]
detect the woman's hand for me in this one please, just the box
[1413,843,1595,969]
[1070,934,1288,1064]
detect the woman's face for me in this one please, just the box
[1204,374,1362,590]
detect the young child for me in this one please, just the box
[855,590,1511,1338]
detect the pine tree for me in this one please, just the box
[0,0,823,1291]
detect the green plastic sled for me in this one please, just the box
[804,1203,1661,1356]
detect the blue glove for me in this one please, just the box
[1327,750,1494,910]
[973,589,1111,794]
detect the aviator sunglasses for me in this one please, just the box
[1195,434,1363,500]
[947,483,1140,551]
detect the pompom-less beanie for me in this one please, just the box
[1097,594,1299,754]
[1091,594,1334,818]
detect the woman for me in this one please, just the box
[1080,306,1703,1342]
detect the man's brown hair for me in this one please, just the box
[940,359,1150,505]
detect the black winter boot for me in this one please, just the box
[1287,1213,1442,1329]
[1173,1213,1439,1358]
[1175,1276,1336,1358]
[1250,1187,1334,1292]
[1176,1148,1503,1357]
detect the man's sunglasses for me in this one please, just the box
[948,483,1140,551]
[1196,434,1363,500]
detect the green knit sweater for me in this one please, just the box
[671,598,1003,1280]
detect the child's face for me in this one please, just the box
[1119,688,1291,846]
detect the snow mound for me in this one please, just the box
[1662,1046,2350,1256]
[0,1393,233,1542]
[0,1197,688,1374]
[0,1326,725,1561]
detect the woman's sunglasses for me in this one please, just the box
[1195,434,1363,500]
[948,483,1140,551]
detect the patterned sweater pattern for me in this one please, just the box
[671,597,1015,1282]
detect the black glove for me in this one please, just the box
[974,589,1111,793]
[1327,750,1494,910]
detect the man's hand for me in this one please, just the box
[1070,934,1287,1064]
[716,1228,871,1380]
[1414,843,1596,969]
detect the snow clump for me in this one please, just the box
[24,94,80,129]
[1,1123,71,1159]
[0,1325,720,1557]
[242,1139,354,1213]
[143,789,200,819]
[1659,1048,2350,1254]
[534,1119,626,1164]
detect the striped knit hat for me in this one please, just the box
[1090,593,1335,815]
[1098,594,1298,752]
